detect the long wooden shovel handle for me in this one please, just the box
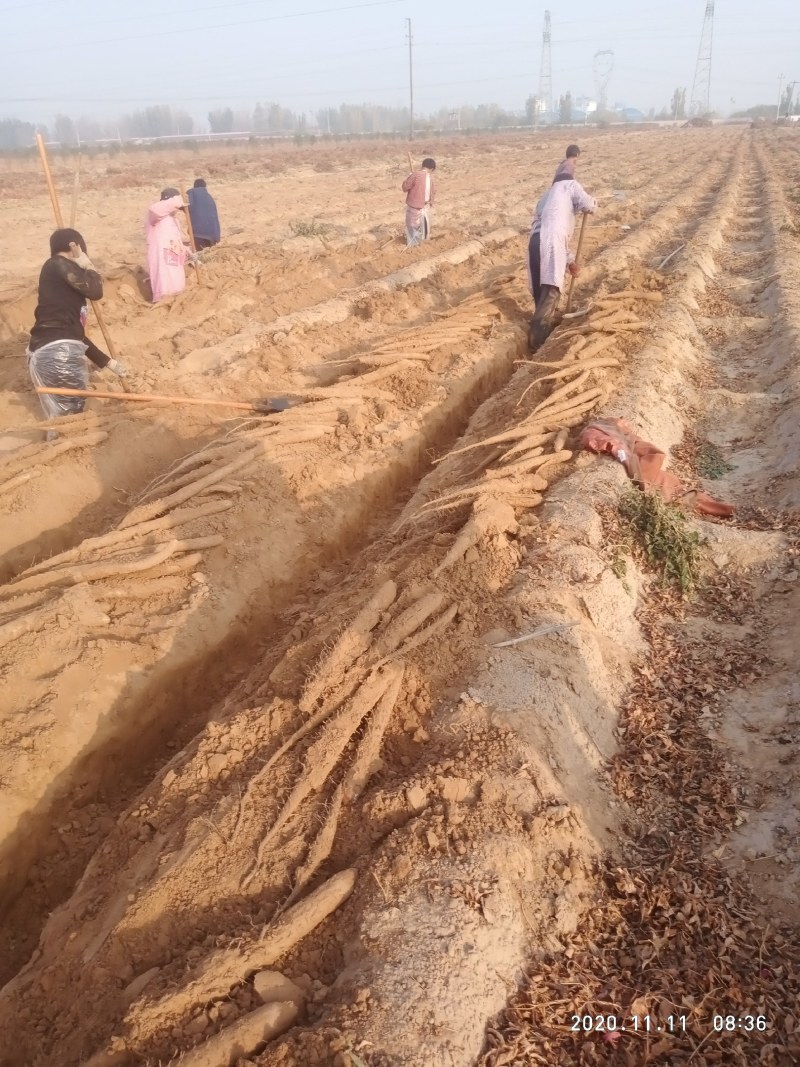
[91,304,118,360]
[566,212,589,314]
[182,185,202,282]
[36,387,257,411]
[407,150,414,171]
[36,133,119,360]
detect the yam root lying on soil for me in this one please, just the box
[0,539,215,600]
[371,592,446,659]
[437,430,556,463]
[120,448,261,529]
[433,498,517,575]
[300,579,397,713]
[370,603,459,668]
[240,668,397,889]
[129,869,357,1037]
[174,1002,300,1067]
[0,585,110,649]
[489,449,573,483]
[281,664,406,911]
[0,430,108,484]
[521,387,604,426]
[23,499,233,578]
[0,469,42,496]
[597,287,663,303]
[526,369,592,415]
[526,355,620,384]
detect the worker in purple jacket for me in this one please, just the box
[187,178,221,249]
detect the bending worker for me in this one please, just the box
[187,178,221,249]
[402,157,436,247]
[27,228,126,433]
[527,152,596,352]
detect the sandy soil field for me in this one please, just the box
[0,127,798,1067]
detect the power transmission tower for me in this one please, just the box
[406,17,414,140]
[538,11,552,123]
[593,50,614,114]
[690,0,715,116]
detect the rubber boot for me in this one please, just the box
[528,318,554,353]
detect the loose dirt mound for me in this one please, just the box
[0,128,798,1067]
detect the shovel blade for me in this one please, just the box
[254,395,305,414]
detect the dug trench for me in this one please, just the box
[0,252,528,980]
[0,129,735,587]
[0,135,743,991]
[2,131,797,1067]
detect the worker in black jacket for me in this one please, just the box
[28,228,127,429]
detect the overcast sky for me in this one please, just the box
[1,0,797,125]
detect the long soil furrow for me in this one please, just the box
[0,133,766,1067]
[0,136,737,587]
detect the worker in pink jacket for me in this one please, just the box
[145,188,195,303]
[402,158,436,247]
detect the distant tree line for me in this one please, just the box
[3,86,763,151]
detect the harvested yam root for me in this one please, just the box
[371,603,459,668]
[129,870,357,1039]
[0,468,43,496]
[433,498,517,575]
[597,287,663,304]
[300,580,397,713]
[240,668,395,888]
[174,1002,299,1067]
[526,370,591,415]
[371,592,446,659]
[281,664,405,911]
[491,449,572,483]
[23,499,233,578]
[121,448,260,529]
[437,430,556,464]
[0,431,108,483]
[0,539,211,600]
[525,355,620,385]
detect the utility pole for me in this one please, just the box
[777,73,784,120]
[406,17,414,141]
[690,0,715,116]
[538,11,552,123]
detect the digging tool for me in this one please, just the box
[181,184,202,282]
[35,133,119,362]
[35,386,307,415]
[70,153,81,227]
[565,212,590,314]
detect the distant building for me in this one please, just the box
[575,97,597,113]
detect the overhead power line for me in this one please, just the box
[1,0,404,54]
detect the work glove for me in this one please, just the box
[107,359,128,378]
[70,242,96,271]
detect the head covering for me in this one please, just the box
[421,157,436,170]
[160,187,181,200]
[193,178,207,188]
[553,157,576,182]
[50,228,87,256]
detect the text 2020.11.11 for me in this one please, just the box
[570,1015,688,1033]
